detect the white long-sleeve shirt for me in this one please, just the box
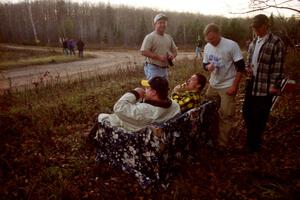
[98,92,180,132]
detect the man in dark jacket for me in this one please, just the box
[77,39,85,58]
[62,38,69,55]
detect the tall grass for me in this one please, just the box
[2,58,203,125]
[0,58,205,199]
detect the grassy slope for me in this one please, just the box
[0,54,299,199]
[0,47,94,70]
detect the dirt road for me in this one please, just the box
[0,45,195,90]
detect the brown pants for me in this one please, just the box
[206,86,236,146]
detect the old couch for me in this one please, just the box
[90,99,219,189]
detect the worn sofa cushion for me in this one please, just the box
[92,100,219,188]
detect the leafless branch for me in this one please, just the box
[231,0,300,15]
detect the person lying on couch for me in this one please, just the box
[98,76,180,132]
[171,73,207,112]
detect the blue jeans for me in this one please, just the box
[144,63,168,80]
[195,47,202,58]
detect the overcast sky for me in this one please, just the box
[2,0,300,17]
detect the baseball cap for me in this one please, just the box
[153,13,168,24]
[252,14,269,28]
[141,77,169,99]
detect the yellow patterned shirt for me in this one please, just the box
[171,91,202,113]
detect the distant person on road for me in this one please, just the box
[195,39,203,59]
[97,77,180,132]
[62,38,69,55]
[77,39,85,58]
[243,14,285,152]
[203,23,245,148]
[171,73,207,113]
[68,39,76,55]
[140,13,177,80]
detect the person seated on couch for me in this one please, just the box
[171,73,207,112]
[98,76,180,132]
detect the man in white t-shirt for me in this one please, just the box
[203,23,245,147]
[140,13,177,79]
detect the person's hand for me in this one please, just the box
[157,55,168,62]
[134,87,145,99]
[173,83,186,93]
[173,85,181,93]
[269,86,281,95]
[245,65,253,78]
[167,54,175,60]
[226,85,238,96]
[207,63,215,72]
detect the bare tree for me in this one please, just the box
[232,0,300,14]
[26,0,39,44]
[0,0,298,47]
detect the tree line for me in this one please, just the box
[0,0,299,48]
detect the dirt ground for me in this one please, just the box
[0,44,195,90]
